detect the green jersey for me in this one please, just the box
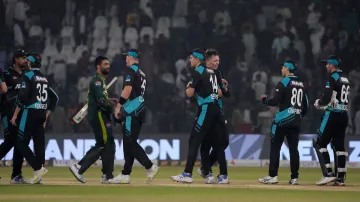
[87,73,111,119]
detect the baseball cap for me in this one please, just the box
[189,48,205,60]
[321,55,341,66]
[122,49,140,58]
[282,60,297,70]
[27,52,42,67]
[13,49,28,58]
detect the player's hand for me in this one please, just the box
[221,79,229,91]
[10,116,17,126]
[114,104,121,119]
[314,99,320,109]
[108,98,118,104]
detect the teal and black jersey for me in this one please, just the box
[189,65,219,106]
[120,64,146,117]
[17,68,59,112]
[0,67,22,115]
[214,69,230,110]
[318,70,350,113]
[262,75,309,127]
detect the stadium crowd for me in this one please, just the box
[0,0,359,135]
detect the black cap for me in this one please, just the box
[13,49,28,58]
[27,52,42,67]
[321,55,341,66]
[122,49,140,58]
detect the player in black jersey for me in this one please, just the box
[197,48,230,184]
[112,49,159,184]
[313,55,350,186]
[171,48,224,183]
[0,49,29,183]
[10,53,59,184]
[258,60,309,185]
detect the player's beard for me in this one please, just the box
[102,68,110,75]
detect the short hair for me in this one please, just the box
[94,56,108,69]
[205,48,220,60]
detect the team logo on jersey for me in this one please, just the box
[21,81,26,88]
[95,81,101,86]
[13,76,17,79]
[325,82,330,88]
[125,75,131,82]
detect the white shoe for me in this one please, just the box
[112,174,131,184]
[217,175,230,184]
[258,176,278,184]
[289,178,299,185]
[31,167,48,184]
[146,165,160,184]
[204,173,217,184]
[171,172,193,183]
[197,168,206,179]
[10,175,26,184]
[316,176,337,185]
[69,164,86,183]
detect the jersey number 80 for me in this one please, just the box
[291,88,303,107]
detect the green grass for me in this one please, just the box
[0,167,359,202]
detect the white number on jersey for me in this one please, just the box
[291,88,303,107]
[340,85,350,103]
[209,75,218,94]
[140,77,146,95]
[36,83,48,102]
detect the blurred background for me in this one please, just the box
[0,0,360,136]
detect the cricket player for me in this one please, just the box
[10,52,59,184]
[0,49,29,183]
[69,56,119,184]
[112,49,159,184]
[171,49,223,183]
[258,60,309,185]
[313,55,349,186]
[197,48,230,184]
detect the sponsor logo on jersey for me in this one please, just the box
[125,75,131,82]
[35,76,48,82]
[290,81,304,87]
[95,81,101,86]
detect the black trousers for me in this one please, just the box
[14,109,46,171]
[121,116,152,175]
[78,112,115,179]
[184,103,222,174]
[200,110,229,175]
[269,124,300,179]
[317,111,348,178]
[0,115,24,178]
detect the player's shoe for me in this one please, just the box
[217,175,229,184]
[289,178,299,185]
[10,175,26,184]
[69,164,86,183]
[112,174,131,184]
[316,176,337,186]
[333,178,345,186]
[30,167,48,184]
[204,173,217,184]
[197,168,207,179]
[146,165,160,184]
[171,172,193,183]
[258,176,278,184]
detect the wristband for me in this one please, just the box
[119,96,127,105]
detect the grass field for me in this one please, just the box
[0,166,359,202]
